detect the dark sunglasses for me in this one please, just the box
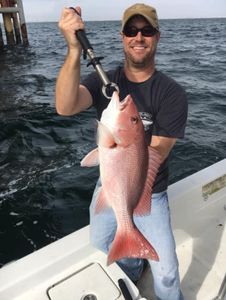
[123,25,157,37]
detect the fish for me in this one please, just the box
[81,91,161,265]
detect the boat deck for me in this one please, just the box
[178,188,226,299]
[139,159,226,300]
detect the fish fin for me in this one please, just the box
[95,188,108,214]
[107,226,159,265]
[133,147,161,216]
[80,148,99,167]
[97,121,120,147]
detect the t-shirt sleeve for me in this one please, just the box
[152,82,188,138]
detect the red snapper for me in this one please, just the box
[81,92,161,265]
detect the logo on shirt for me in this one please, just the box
[139,112,153,132]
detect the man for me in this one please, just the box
[56,3,187,300]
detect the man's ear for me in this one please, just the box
[156,31,161,42]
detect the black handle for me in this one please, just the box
[118,279,133,300]
[76,29,93,51]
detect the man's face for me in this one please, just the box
[121,16,160,69]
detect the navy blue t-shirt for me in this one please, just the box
[82,66,188,193]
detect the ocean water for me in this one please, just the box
[0,19,225,266]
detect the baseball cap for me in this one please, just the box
[121,3,159,31]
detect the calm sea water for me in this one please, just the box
[0,19,225,266]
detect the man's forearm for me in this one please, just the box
[55,50,81,116]
[150,135,177,163]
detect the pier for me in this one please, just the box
[0,0,28,48]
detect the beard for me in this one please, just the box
[124,41,157,69]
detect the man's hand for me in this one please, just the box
[58,6,84,51]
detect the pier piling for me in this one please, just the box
[0,0,28,48]
[0,22,4,48]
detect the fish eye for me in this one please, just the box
[130,116,139,124]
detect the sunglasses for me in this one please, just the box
[123,25,157,37]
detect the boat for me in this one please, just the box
[0,159,225,300]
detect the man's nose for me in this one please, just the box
[135,31,144,41]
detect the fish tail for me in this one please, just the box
[107,226,159,265]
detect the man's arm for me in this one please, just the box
[55,7,93,116]
[150,135,176,164]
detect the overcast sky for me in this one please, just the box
[22,0,226,22]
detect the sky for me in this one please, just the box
[21,0,226,22]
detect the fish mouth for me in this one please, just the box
[119,94,131,111]
[110,92,132,112]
